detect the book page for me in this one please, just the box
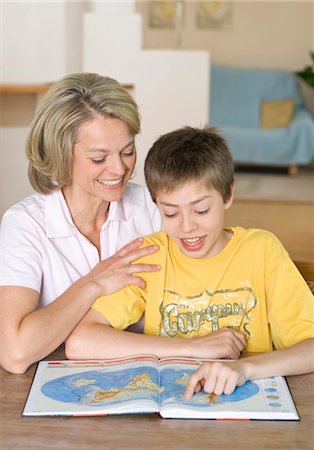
[23,356,162,416]
[23,356,299,420]
[158,359,299,420]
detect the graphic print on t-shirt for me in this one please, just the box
[159,286,257,341]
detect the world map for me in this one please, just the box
[41,366,259,408]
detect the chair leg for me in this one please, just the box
[288,165,298,176]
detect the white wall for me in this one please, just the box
[138,1,313,71]
[0,1,85,215]
[132,51,209,185]
[83,12,209,185]
[0,128,34,215]
[1,0,84,83]
[1,1,313,214]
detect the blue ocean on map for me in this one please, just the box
[41,367,160,406]
[41,366,259,407]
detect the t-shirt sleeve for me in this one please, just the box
[0,208,43,291]
[265,234,314,349]
[92,285,146,331]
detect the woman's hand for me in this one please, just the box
[185,360,247,399]
[83,238,160,296]
[0,239,159,374]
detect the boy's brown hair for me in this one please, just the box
[144,126,234,202]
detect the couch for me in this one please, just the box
[209,65,314,172]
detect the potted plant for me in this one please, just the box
[296,51,314,118]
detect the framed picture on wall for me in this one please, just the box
[149,1,185,28]
[196,1,233,30]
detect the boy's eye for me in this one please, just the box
[164,213,178,218]
[196,209,209,215]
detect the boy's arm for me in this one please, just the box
[65,309,247,360]
[239,338,314,378]
[185,338,314,398]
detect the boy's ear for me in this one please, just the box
[224,182,235,210]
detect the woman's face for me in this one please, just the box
[70,115,136,204]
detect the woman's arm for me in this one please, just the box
[185,338,314,398]
[0,282,97,374]
[0,238,160,374]
[65,309,247,361]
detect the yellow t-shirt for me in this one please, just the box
[92,227,314,352]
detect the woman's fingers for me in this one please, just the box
[127,263,160,274]
[124,244,159,265]
[112,238,160,271]
[124,275,146,290]
[115,238,159,262]
[115,238,145,257]
[121,264,160,290]
[88,239,161,295]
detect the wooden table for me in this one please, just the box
[1,346,313,450]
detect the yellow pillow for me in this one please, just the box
[260,99,295,129]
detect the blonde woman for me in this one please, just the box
[0,73,162,374]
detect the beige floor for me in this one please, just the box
[234,167,314,203]
[225,167,314,263]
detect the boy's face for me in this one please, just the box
[156,180,234,259]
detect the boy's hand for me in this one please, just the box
[190,328,247,360]
[185,361,247,399]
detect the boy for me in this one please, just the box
[66,127,313,397]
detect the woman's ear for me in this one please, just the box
[224,182,235,210]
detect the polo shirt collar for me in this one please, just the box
[106,196,126,223]
[45,190,126,238]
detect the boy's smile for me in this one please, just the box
[180,235,206,252]
[156,180,234,259]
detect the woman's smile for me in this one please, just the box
[96,177,124,188]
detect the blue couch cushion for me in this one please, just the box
[209,65,314,166]
[210,65,303,128]
[220,109,314,165]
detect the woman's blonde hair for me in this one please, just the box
[26,73,140,193]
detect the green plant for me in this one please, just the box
[296,51,314,87]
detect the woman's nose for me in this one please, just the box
[106,155,125,176]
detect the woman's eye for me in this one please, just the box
[164,213,178,218]
[91,158,106,165]
[122,148,136,158]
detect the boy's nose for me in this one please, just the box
[180,215,197,234]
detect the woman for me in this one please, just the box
[0,73,162,374]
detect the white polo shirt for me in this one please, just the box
[0,183,162,308]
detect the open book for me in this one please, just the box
[23,355,299,420]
